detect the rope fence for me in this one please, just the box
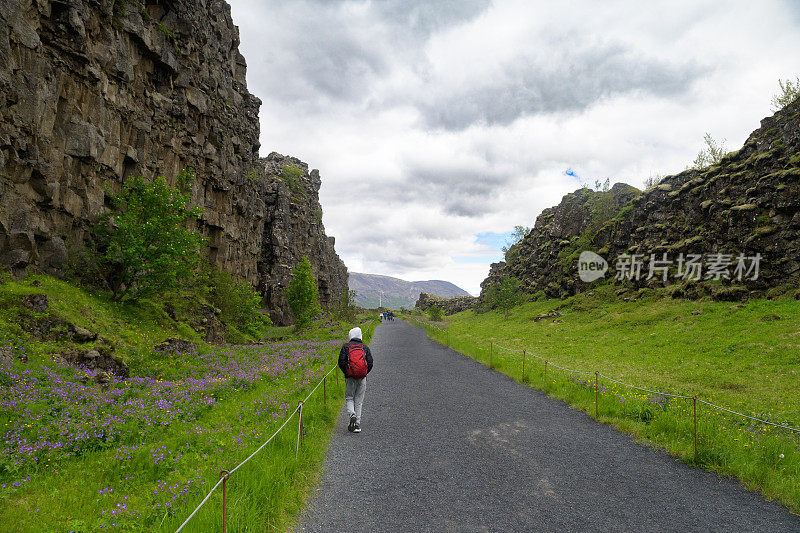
[407,315,800,455]
[175,352,344,532]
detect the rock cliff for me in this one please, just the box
[482,99,800,301]
[0,0,347,323]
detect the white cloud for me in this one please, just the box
[228,0,800,295]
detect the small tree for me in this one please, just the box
[428,305,443,321]
[593,177,611,191]
[485,275,524,318]
[502,225,531,264]
[691,134,728,170]
[643,173,663,189]
[285,256,321,328]
[94,169,205,301]
[771,76,800,112]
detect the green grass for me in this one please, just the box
[405,285,800,514]
[0,273,376,531]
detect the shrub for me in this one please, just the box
[209,269,270,333]
[285,256,321,329]
[428,306,443,321]
[691,134,728,170]
[770,76,800,112]
[280,165,304,196]
[93,170,205,301]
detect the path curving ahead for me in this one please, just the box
[298,320,798,532]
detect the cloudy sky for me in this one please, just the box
[227,0,800,295]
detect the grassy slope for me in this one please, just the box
[0,274,373,531]
[449,286,799,422]
[410,285,800,513]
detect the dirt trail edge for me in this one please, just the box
[298,320,798,532]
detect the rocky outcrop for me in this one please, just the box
[481,183,640,299]
[481,99,800,301]
[415,292,477,315]
[258,153,348,324]
[56,346,129,378]
[154,338,197,356]
[0,0,348,323]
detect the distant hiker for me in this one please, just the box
[338,327,373,433]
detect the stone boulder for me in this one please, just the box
[154,338,198,356]
[57,346,129,378]
[0,347,13,365]
[21,294,48,312]
[190,304,225,344]
[71,325,98,343]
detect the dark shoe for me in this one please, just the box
[348,414,356,432]
[353,423,361,433]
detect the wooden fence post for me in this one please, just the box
[522,349,526,381]
[693,396,698,463]
[220,470,230,533]
[595,371,600,418]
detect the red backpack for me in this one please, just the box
[346,342,368,379]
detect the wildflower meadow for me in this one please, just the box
[0,338,344,531]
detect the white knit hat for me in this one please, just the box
[348,327,362,340]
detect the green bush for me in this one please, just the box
[285,256,321,329]
[209,269,270,334]
[428,306,443,321]
[93,169,205,301]
[280,164,305,196]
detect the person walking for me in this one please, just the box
[338,327,373,433]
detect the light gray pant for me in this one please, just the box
[345,377,366,424]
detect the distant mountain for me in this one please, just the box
[349,273,471,309]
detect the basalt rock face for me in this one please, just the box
[0,0,261,278]
[0,0,348,323]
[481,99,800,301]
[415,292,477,315]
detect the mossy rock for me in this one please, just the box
[730,203,758,212]
[765,285,792,299]
[745,225,777,245]
[710,285,748,302]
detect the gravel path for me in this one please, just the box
[298,320,799,532]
